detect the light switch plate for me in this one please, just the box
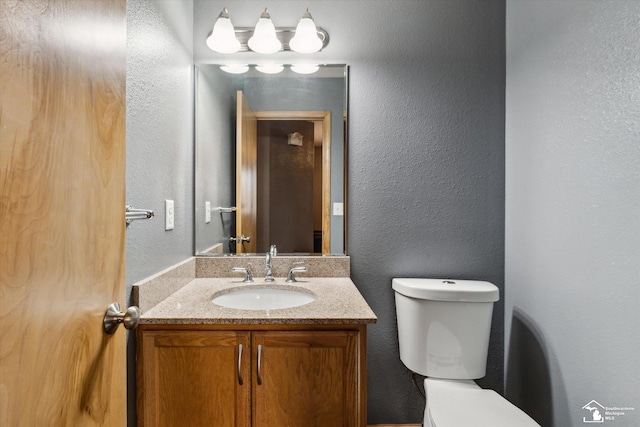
[165,200,174,230]
[205,201,211,223]
[333,202,344,216]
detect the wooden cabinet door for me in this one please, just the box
[252,330,363,427]
[138,330,251,427]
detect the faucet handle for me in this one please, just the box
[232,267,254,283]
[286,266,308,283]
[269,244,277,256]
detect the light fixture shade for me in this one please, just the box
[289,9,323,54]
[248,9,282,54]
[206,8,241,53]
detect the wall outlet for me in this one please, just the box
[165,200,174,230]
[205,201,211,223]
[333,202,344,216]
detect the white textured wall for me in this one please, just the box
[505,2,640,426]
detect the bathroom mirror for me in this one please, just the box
[195,64,347,256]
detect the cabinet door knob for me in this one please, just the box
[238,344,244,385]
[257,344,263,385]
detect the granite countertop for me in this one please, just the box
[139,277,377,325]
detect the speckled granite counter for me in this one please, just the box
[139,277,377,325]
[195,255,350,278]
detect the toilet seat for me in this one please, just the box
[425,379,540,427]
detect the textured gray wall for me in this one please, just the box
[505,2,640,426]
[195,1,506,423]
[126,0,194,288]
[345,6,506,422]
[126,1,194,425]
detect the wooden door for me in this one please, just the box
[252,331,363,427]
[0,0,127,425]
[236,91,257,253]
[137,330,251,427]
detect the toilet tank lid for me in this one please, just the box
[392,278,499,302]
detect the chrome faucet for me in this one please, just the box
[264,245,277,282]
[286,265,308,283]
[232,267,254,283]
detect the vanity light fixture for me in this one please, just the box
[206,8,241,54]
[205,8,329,54]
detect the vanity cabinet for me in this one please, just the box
[137,325,366,427]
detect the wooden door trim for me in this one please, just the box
[254,110,332,255]
[236,91,258,253]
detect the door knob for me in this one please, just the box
[103,302,140,334]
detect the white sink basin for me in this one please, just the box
[211,285,316,310]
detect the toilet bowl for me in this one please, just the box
[392,278,540,427]
[424,378,539,427]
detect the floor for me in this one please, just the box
[369,425,421,427]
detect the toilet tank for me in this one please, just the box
[393,278,499,379]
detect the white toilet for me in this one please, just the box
[393,278,540,427]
